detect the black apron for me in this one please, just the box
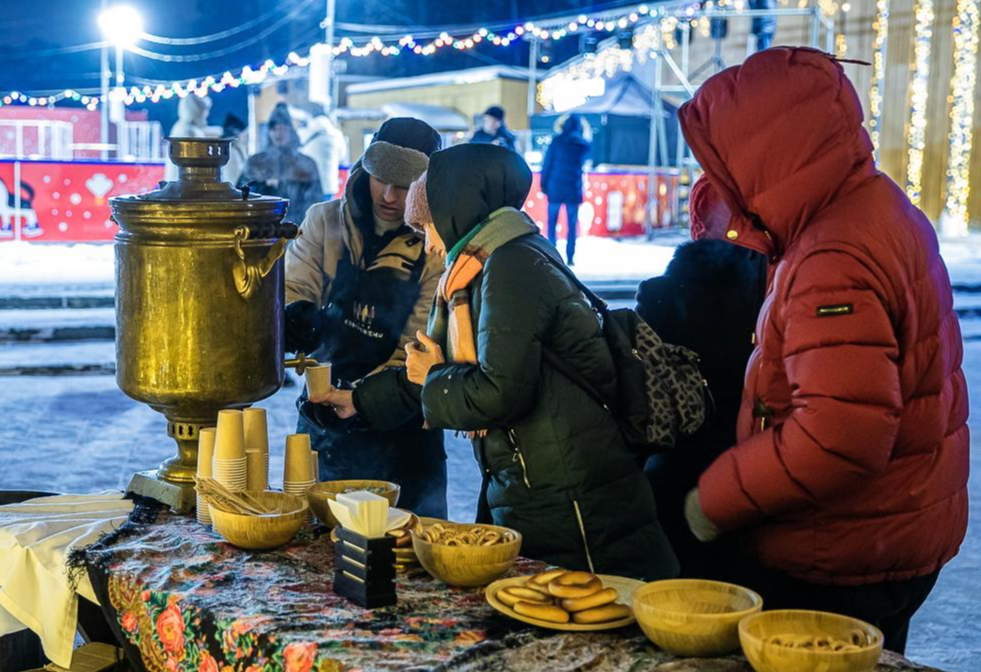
[297,230,447,518]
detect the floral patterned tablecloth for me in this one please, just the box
[80,502,549,672]
[78,502,943,672]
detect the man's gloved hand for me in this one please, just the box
[284,300,325,355]
[685,488,722,543]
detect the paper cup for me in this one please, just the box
[285,434,314,483]
[309,450,319,484]
[196,428,216,479]
[243,407,269,456]
[215,409,246,461]
[305,364,332,400]
[196,493,212,526]
[247,449,267,491]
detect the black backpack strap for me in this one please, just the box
[532,244,614,414]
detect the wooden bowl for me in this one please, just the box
[739,610,883,672]
[210,491,308,551]
[412,522,521,587]
[306,480,400,528]
[632,579,763,657]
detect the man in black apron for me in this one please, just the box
[283,118,447,518]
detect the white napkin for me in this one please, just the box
[0,492,133,667]
[327,495,410,539]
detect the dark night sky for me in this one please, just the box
[0,0,627,127]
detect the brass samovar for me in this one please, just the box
[111,137,298,511]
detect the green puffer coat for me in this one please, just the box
[420,144,679,581]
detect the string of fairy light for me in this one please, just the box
[0,3,665,110]
[944,0,980,230]
[905,0,935,206]
[868,0,889,157]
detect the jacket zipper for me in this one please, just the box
[572,500,596,574]
[508,429,532,489]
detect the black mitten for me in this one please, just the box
[284,300,325,354]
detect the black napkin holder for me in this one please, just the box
[333,526,397,609]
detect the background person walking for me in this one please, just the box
[541,114,591,266]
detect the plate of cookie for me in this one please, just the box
[485,569,643,631]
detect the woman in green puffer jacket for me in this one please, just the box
[405,144,678,581]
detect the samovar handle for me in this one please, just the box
[232,223,300,300]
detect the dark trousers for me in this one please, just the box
[547,201,579,264]
[296,413,449,519]
[723,556,939,654]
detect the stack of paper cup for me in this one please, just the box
[196,427,216,527]
[213,409,247,494]
[244,407,269,491]
[284,433,316,520]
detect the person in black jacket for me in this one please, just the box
[404,143,679,581]
[635,178,768,578]
[541,114,591,266]
[469,106,518,152]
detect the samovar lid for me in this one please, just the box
[112,137,286,207]
[110,138,289,232]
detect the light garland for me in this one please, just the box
[944,0,980,232]
[905,0,935,206]
[0,4,666,110]
[869,0,890,157]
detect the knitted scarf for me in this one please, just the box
[428,207,538,369]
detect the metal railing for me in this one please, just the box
[0,120,74,160]
[117,120,164,162]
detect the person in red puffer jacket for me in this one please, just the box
[678,47,969,654]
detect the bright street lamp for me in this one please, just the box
[97,5,144,48]
[98,5,143,157]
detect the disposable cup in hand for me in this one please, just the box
[243,407,269,456]
[215,409,246,460]
[247,449,267,491]
[305,364,332,400]
[285,433,314,483]
[196,428,216,479]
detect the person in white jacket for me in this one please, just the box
[164,95,216,180]
[299,114,349,200]
[284,117,447,517]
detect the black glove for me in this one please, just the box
[284,300,325,355]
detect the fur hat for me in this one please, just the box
[362,117,441,188]
[404,172,431,233]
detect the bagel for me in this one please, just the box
[572,603,632,624]
[547,572,603,599]
[497,589,523,608]
[514,601,571,624]
[502,587,551,603]
[520,579,552,597]
[561,587,619,613]
[530,569,567,586]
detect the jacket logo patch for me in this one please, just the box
[345,302,384,339]
[816,303,854,317]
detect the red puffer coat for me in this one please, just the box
[680,48,969,586]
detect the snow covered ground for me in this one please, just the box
[0,236,979,670]
[3,233,980,285]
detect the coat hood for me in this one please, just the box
[426,144,533,250]
[266,103,302,151]
[678,48,876,256]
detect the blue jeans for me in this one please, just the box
[547,201,579,264]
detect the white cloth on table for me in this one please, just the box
[0,492,133,667]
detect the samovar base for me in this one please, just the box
[125,416,213,513]
[127,470,197,514]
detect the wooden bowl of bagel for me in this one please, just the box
[486,570,644,631]
[412,522,521,587]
